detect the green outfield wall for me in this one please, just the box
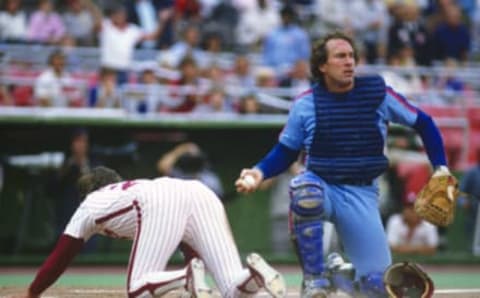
[0,113,477,265]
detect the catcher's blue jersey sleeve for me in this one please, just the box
[279,90,315,151]
[381,86,419,125]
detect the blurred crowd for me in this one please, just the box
[0,0,479,113]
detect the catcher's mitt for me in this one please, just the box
[414,170,459,227]
[384,262,434,298]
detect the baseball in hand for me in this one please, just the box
[243,175,256,187]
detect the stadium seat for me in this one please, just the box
[12,86,34,106]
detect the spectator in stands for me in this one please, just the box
[89,67,121,108]
[157,142,224,198]
[174,0,202,24]
[432,3,471,63]
[91,2,173,84]
[237,92,261,114]
[262,5,310,74]
[0,84,13,106]
[202,31,223,54]
[56,128,93,232]
[350,0,389,64]
[166,24,206,68]
[123,63,164,114]
[34,50,79,107]
[27,0,66,45]
[235,0,280,51]
[55,128,102,252]
[193,87,234,114]
[202,64,225,91]
[434,58,468,104]
[0,0,28,43]
[380,47,423,94]
[126,0,175,49]
[201,32,225,67]
[62,0,96,46]
[168,56,209,112]
[225,54,256,90]
[59,35,82,70]
[310,0,352,39]
[386,193,439,255]
[387,3,433,66]
[255,66,277,88]
[279,59,311,98]
[201,1,240,50]
[459,149,480,252]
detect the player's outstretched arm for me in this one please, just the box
[235,168,264,194]
[24,235,84,297]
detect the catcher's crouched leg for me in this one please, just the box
[289,177,330,295]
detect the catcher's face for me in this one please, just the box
[319,39,355,92]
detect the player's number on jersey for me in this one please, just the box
[107,180,138,191]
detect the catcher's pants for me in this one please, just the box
[292,171,392,278]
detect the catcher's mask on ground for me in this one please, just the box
[384,262,434,298]
[77,166,122,201]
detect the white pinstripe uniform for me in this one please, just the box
[64,177,260,298]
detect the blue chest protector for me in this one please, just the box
[309,75,388,184]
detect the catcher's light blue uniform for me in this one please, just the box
[255,75,447,296]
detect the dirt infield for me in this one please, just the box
[2,287,202,297]
[2,265,480,297]
[2,286,480,297]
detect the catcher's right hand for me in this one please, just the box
[414,166,459,227]
[235,168,263,194]
[384,262,434,298]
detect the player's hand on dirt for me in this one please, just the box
[235,168,263,194]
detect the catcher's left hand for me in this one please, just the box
[384,262,434,298]
[414,166,459,227]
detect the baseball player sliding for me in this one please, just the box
[13,166,286,298]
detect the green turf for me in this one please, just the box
[1,272,480,289]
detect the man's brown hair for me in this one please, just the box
[310,31,359,82]
[77,166,122,201]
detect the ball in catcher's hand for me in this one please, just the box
[242,175,256,187]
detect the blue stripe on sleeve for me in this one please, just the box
[413,110,447,167]
[255,143,300,180]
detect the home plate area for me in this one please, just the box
[2,287,480,297]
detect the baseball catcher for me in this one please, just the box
[384,262,434,298]
[415,166,459,227]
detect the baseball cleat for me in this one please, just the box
[186,258,213,298]
[301,278,331,298]
[246,253,287,298]
[301,287,328,298]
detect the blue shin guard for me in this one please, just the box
[292,221,324,275]
[289,178,326,278]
